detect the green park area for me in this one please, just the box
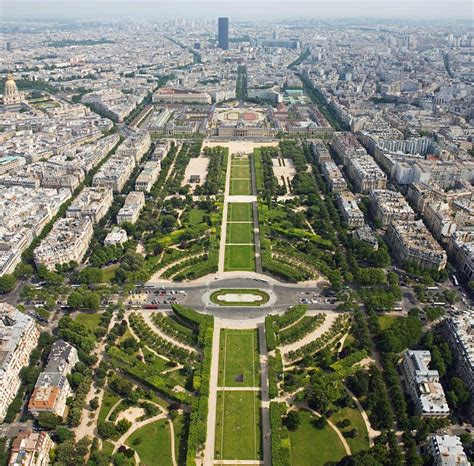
[74,312,103,330]
[229,155,252,195]
[329,404,370,453]
[215,390,261,461]
[289,410,347,466]
[125,419,173,466]
[218,329,259,387]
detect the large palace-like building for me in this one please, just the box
[1,73,26,111]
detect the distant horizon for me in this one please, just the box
[1,1,472,20]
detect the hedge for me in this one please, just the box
[278,314,326,346]
[270,402,291,466]
[268,350,283,399]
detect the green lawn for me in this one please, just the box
[218,329,259,387]
[228,202,253,222]
[74,312,103,330]
[101,264,119,283]
[98,390,121,424]
[289,410,347,466]
[230,179,252,195]
[231,165,251,179]
[329,405,370,453]
[188,208,206,225]
[141,347,171,373]
[101,441,115,458]
[226,222,254,244]
[378,314,399,330]
[224,245,255,272]
[125,419,173,466]
[215,390,261,461]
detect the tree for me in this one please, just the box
[284,410,300,431]
[447,378,470,409]
[78,267,104,285]
[0,274,16,294]
[37,412,62,430]
[14,263,33,279]
[55,425,74,443]
[89,397,99,410]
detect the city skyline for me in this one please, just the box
[1,0,473,19]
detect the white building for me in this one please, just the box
[401,350,449,417]
[0,304,39,422]
[104,226,128,246]
[117,191,145,225]
[427,435,469,466]
[28,372,71,418]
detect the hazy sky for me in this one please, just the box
[1,0,472,20]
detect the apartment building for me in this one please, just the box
[135,160,161,192]
[449,230,474,282]
[336,192,365,228]
[66,187,113,223]
[330,132,367,166]
[310,140,331,163]
[346,155,387,193]
[0,304,39,422]
[0,155,25,175]
[442,315,474,407]
[369,189,415,228]
[400,350,449,417]
[321,160,347,193]
[386,220,447,270]
[92,155,135,192]
[45,340,79,375]
[28,372,71,418]
[426,435,469,466]
[116,130,151,163]
[8,430,54,466]
[151,141,171,161]
[117,191,146,225]
[33,217,94,270]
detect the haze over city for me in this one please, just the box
[0,2,473,466]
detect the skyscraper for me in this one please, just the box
[218,17,229,50]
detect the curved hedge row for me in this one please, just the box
[151,312,198,346]
[129,313,197,364]
[279,314,326,346]
[286,315,350,362]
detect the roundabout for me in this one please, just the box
[209,288,270,307]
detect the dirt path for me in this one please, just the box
[302,404,351,457]
[203,319,221,465]
[343,385,380,446]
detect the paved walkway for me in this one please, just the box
[257,323,271,466]
[203,319,221,465]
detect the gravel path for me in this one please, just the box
[203,319,221,465]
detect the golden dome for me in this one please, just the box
[4,73,18,96]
